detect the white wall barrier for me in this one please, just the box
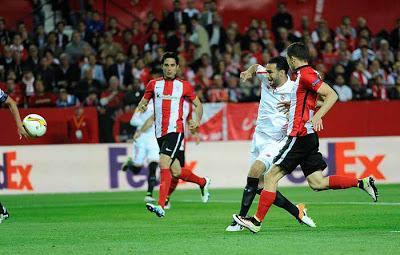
[0,136,399,194]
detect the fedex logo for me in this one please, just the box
[288,142,385,183]
[0,152,33,190]
[109,147,159,189]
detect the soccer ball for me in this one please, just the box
[23,114,47,137]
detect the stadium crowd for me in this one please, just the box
[1,0,400,141]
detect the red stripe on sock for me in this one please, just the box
[158,169,172,208]
[179,168,206,187]
[329,175,358,189]
[168,177,179,196]
[255,190,276,222]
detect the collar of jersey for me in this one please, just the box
[294,64,311,72]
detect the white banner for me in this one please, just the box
[0,136,399,194]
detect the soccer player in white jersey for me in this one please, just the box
[123,100,160,203]
[137,52,210,217]
[226,56,316,231]
[0,88,29,223]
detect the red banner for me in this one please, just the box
[0,107,99,145]
[226,103,259,140]
[196,103,226,141]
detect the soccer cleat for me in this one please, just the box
[146,203,165,217]
[0,204,9,224]
[144,195,156,203]
[296,203,316,228]
[361,177,378,202]
[233,214,261,233]
[225,220,244,232]
[164,197,171,210]
[122,157,133,172]
[200,177,211,203]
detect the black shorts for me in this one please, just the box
[273,133,327,177]
[176,150,185,167]
[157,132,184,161]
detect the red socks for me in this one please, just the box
[179,168,206,187]
[168,177,179,196]
[255,190,276,222]
[158,169,172,208]
[329,175,358,189]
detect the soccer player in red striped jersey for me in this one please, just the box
[234,43,379,233]
[0,88,29,223]
[137,52,207,217]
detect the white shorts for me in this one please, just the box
[250,131,287,170]
[132,135,159,166]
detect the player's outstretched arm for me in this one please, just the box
[190,96,203,130]
[133,114,154,141]
[312,83,338,131]
[5,96,29,139]
[240,64,258,82]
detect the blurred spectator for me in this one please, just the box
[227,76,242,102]
[28,80,57,107]
[271,2,293,38]
[81,53,106,85]
[10,34,28,62]
[55,53,80,90]
[163,0,191,33]
[376,39,394,63]
[189,17,211,60]
[83,88,100,107]
[56,88,80,107]
[351,61,371,87]
[388,77,400,99]
[86,11,104,35]
[206,14,227,52]
[200,1,214,27]
[33,25,46,50]
[123,79,144,107]
[333,74,352,102]
[371,75,388,100]
[0,17,10,45]
[109,52,133,88]
[100,76,125,110]
[65,31,92,63]
[23,45,41,75]
[321,41,338,71]
[20,69,35,97]
[390,18,400,50]
[67,105,92,143]
[356,17,371,38]
[336,16,356,39]
[45,31,64,57]
[75,68,101,101]
[352,41,376,64]
[99,31,122,58]
[207,74,228,102]
[184,0,200,19]
[55,21,69,49]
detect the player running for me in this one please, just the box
[131,100,209,209]
[137,52,209,217]
[234,42,378,233]
[226,56,316,232]
[0,88,29,223]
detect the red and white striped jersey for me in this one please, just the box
[143,78,196,138]
[287,65,323,137]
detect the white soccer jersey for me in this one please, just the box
[130,100,155,139]
[254,64,293,140]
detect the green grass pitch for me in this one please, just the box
[1,184,399,255]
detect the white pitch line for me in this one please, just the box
[180,199,400,206]
[390,231,400,233]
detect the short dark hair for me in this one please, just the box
[269,56,289,74]
[286,42,309,61]
[161,52,179,65]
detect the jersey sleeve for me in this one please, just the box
[0,88,8,103]
[300,70,323,92]
[255,65,269,85]
[143,80,155,100]
[183,81,196,102]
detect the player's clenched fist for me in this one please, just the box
[240,71,253,82]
